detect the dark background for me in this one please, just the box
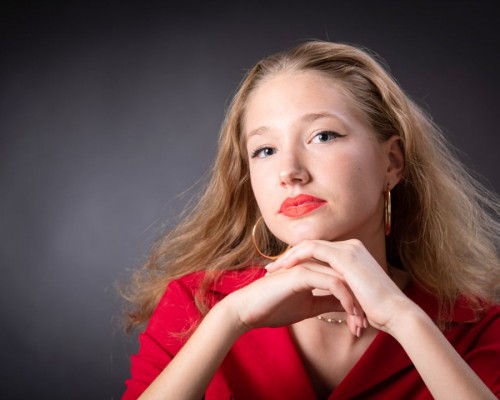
[1,1,499,398]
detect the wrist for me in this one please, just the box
[213,293,251,338]
[385,299,432,340]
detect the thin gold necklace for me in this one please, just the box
[317,315,345,324]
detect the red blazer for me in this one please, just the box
[123,267,500,399]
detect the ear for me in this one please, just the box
[384,135,405,189]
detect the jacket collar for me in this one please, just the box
[199,266,480,399]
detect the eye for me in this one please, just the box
[250,146,277,159]
[311,130,344,143]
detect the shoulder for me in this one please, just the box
[406,280,500,349]
[404,279,499,323]
[166,265,266,296]
[145,266,265,344]
[153,266,266,317]
[451,304,500,392]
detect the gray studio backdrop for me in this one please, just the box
[1,2,499,399]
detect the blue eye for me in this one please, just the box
[312,131,344,143]
[251,146,276,158]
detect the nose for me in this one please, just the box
[279,150,310,186]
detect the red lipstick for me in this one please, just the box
[279,194,327,218]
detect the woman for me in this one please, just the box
[122,41,500,399]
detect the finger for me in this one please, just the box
[289,262,367,326]
[271,240,340,271]
[283,260,340,277]
[272,261,368,326]
[264,261,278,272]
[323,274,357,317]
[309,293,346,314]
[284,267,358,316]
[266,254,329,272]
[285,268,367,333]
[346,315,362,337]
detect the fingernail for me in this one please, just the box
[356,326,361,338]
[264,262,274,270]
[363,318,368,329]
[352,306,358,316]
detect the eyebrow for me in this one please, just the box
[245,112,345,139]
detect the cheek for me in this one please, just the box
[352,158,386,210]
[249,167,272,212]
[330,150,385,198]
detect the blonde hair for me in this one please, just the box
[123,41,500,331]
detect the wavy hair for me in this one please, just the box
[123,41,500,331]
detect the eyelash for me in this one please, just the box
[311,130,344,143]
[250,131,345,159]
[250,146,276,159]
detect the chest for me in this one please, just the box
[289,320,378,398]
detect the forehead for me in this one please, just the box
[243,70,366,134]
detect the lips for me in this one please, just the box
[279,194,327,218]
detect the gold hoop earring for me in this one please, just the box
[384,185,392,236]
[252,216,290,260]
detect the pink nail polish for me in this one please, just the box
[356,326,361,338]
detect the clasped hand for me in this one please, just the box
[227,239,412,337]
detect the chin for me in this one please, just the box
[282,227,337,246]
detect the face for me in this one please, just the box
[244,71,399,248]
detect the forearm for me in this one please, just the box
[389,304,496,400]
[139,298,245,400]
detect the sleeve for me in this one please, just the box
[460,309,500,397]
[122,279,202,400]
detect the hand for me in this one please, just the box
[264,239,414,333]
[225,262,366,337]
